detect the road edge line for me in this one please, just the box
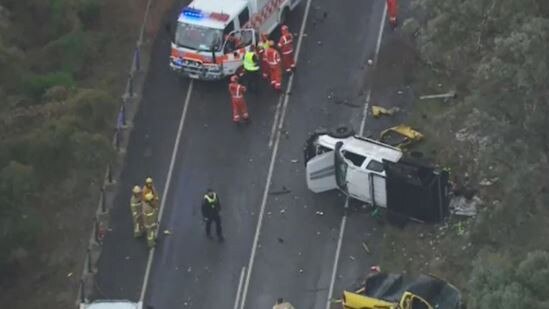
[325,199,349,309]
[139,80,195,302]
[239,0,314,307]
[327,3,388,306]
[359,1,387,136]
[233,267,247,309]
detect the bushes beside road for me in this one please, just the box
[0,0,141,306]
[403,0,549,306]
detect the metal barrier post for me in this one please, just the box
[135,46,141,72]
[87,248,93,273]
[128,74,134,98]
[100,187,107,213]
[107,165,113,184]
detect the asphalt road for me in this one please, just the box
[94,0,394,307]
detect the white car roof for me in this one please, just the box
[318,135,403,163]
[178,0,248,29]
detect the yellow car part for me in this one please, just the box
[380,125,424,147]
[341,291,397,309]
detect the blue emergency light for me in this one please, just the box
[181,7,203,19]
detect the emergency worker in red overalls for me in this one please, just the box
[386,0,398,29]
[228,75,249,123]
[277,25,296,73]
[258,33,271,80]
[265,41,282,91]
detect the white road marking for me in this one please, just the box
[268,95,284,148]
[325,198,349,309]
[239,0,314,307]
[139,80,194,302]
[233,267,247,309]
[359,1,387,136]
[326,2,388,307]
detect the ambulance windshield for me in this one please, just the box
[175,22,223,51]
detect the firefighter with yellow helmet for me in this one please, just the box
[143,192,158,248]
[130,185,144,238]
[142,177,159,209]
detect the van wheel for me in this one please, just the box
[329,126,355,138]
[280,7,289,25]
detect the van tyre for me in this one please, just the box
[329,126,355,138]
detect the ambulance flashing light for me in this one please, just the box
[181,7,230,22]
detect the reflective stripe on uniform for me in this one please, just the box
[243,51,259,71]
[204,193,217,204]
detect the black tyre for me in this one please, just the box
[329,126,355,138]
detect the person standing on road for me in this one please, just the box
[228,75,250,124]
[130,185,144,238]
[202,189,224,242]
[242,45,261,93]
[386,0,398,29]
[265,40,282,91]
[277,25,296,73]
[142,177,159,209]
[143,193,158,248]
[258,33,271,80]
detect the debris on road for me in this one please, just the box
[350,255,355,261]
[67,272,73,278]
[419,91,457,101]
[361,241,370,254]
[367,59,373,65]
[315,211,324,216]
[291,159,299,163]
[163,229,171,235]
[269,186,291,195]
[280,209,286,214]
[278,237,284,243]
[371,105,400,118]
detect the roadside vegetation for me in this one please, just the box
[0,0,146,307]
[378,0,549,307]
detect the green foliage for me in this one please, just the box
[0,161,40,266]
[70,89,116,132]
[410,0,549,305]
[23,72,75,100]
[468,252,549,308]
[78,0,102,28]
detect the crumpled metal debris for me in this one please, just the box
[371,105,400,118]
[380,124,424,147]
[449,195,480,217]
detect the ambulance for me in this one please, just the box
[168,0,302,80]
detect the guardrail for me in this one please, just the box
[76,0,156,306]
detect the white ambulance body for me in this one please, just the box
[169,0,301,80]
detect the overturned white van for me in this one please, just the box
[304,127,450,223]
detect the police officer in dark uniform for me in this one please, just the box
[202,188,224,242]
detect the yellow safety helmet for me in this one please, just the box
[132,185,141,194]
[145,193,154,202]
[145,177,153,184]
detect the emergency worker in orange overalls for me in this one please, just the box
[386,0,398,29]
[265,41,282,91]
[228,75,249,123]
[277,25,296,73]
[258,33,270,80]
